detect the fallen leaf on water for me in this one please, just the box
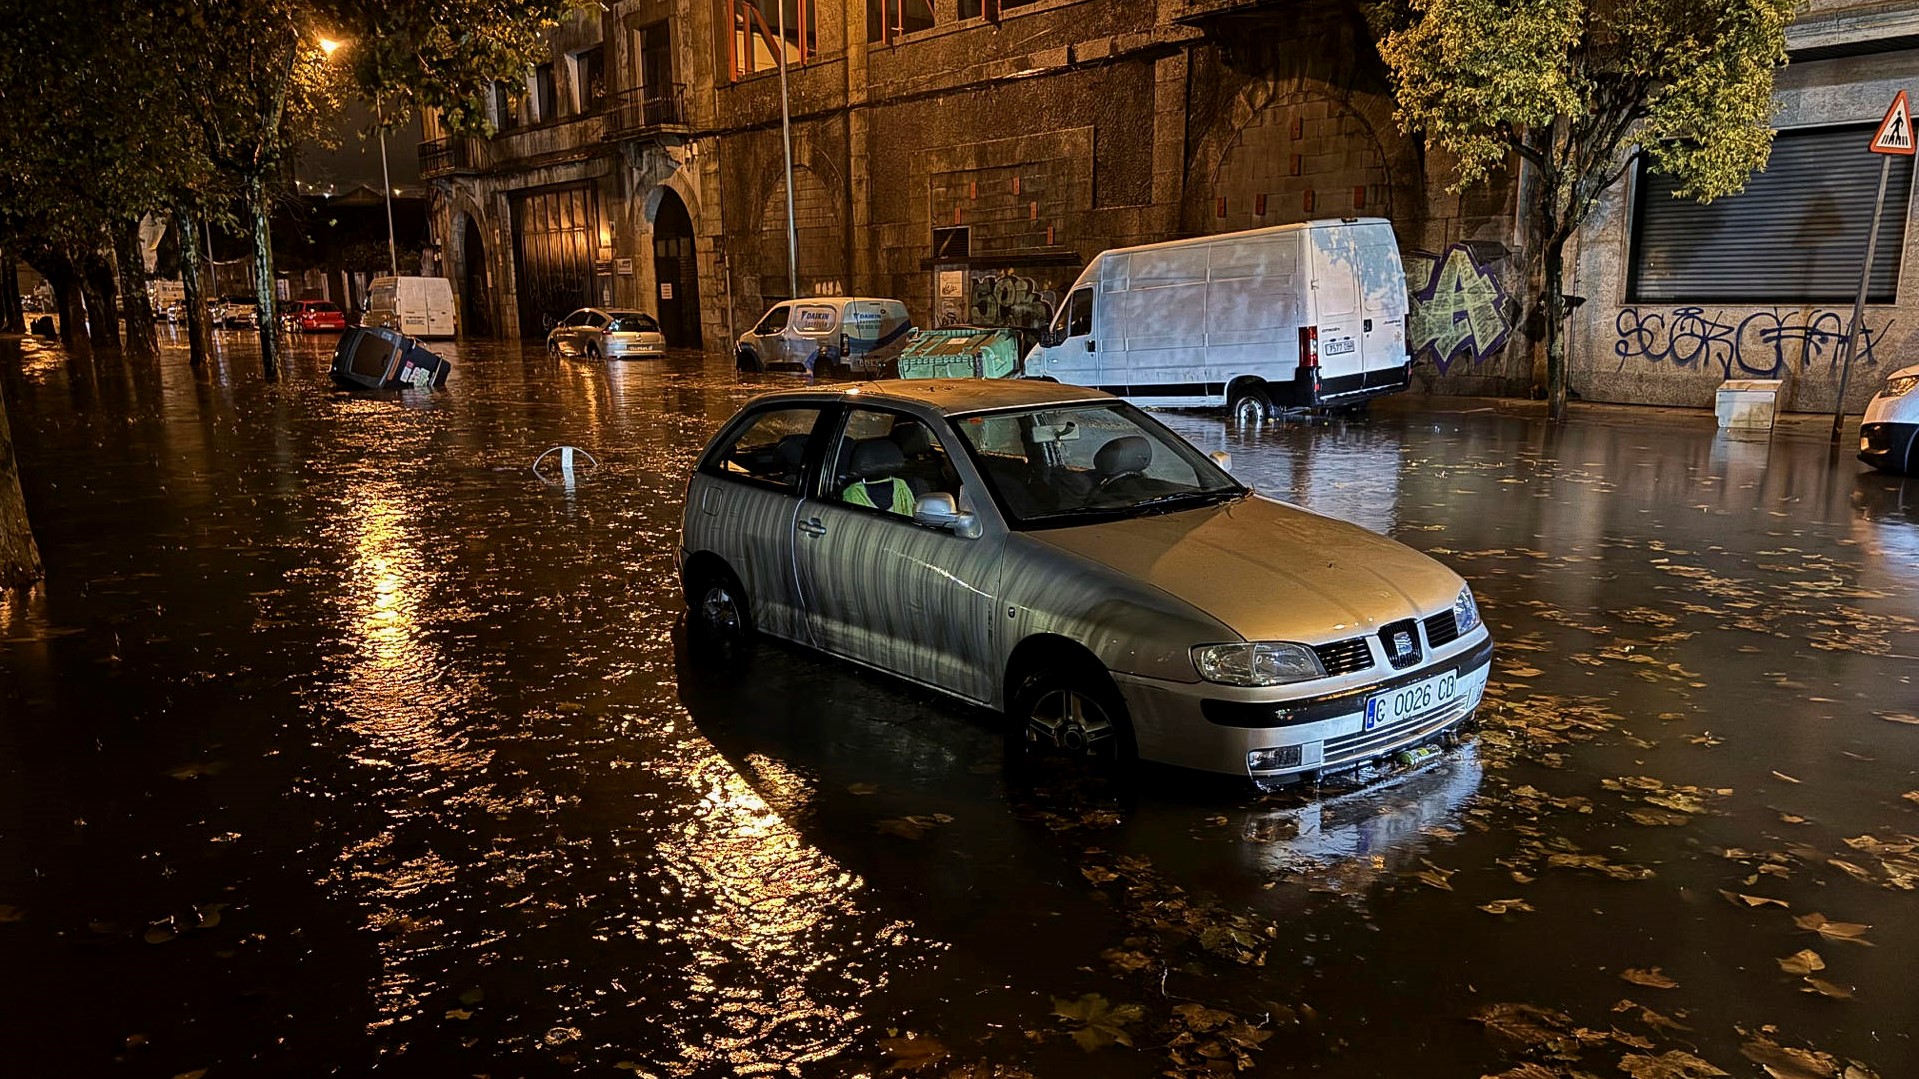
[1718,889,1788,909]
[1051,993,1142,1052]
[1618,1049,1730,1078]
[1479,898,1535,915]
[1777,949,1825,975]
[1827,859,1874,883]
[1081,866,1117,885]
[1171,1002,1236,1032]
[1689,733,1724,747]
[1508,667,1544,678]
[1413,869,1454,891]
[1471,1003,1579,1056]
[1100,947,1153,974]
[1771,771,1802,784]
[1741,1036,1841,1079]
[877,1033,949,1073]
[1482,1064,1561,1079]
[444,1008,472,1020]
[875,815,950,840]
[846,782,879,795]
[1621,967,1679,989]
[1613,999,1692,1034]
[1779,813,1811,825]
[1629,808,1692,827]
[1801,977,1853,1000]
[1901,791,1919,806]
[1876,712,1919,725]
[1793,912,1873,945]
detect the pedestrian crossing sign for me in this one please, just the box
[1870,90,1913,155]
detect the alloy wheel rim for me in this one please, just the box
[1027,687,1114,755]
[1233,396,1264,425]
[700,585,741,634]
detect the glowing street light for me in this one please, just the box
[315,34,399,278]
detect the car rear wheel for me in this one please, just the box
[586,342,601,360]
[686,566,752,641]
[1008,662,1137,774]
[1229,383,1271,426]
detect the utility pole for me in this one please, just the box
[378,91,399,277]
[776,0,799,300]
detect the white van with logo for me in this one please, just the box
[1023,219,1412,421]
[736,297,911,373]
[365,276,458,339]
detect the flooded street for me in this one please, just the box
[2,333,1915,1079]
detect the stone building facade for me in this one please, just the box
[420,0,1915,411]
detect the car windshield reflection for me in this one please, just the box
[950,402,1246,527]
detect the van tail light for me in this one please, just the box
[1298,326,1319,370]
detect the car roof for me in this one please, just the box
[744,378,1113,416]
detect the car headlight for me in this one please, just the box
[1192,642,1326,686]
[1884,375,1918,398]
[1453,586,1481,635]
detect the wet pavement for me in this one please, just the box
[1,330,1915,1079]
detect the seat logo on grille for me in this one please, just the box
[1392,630,1414,659]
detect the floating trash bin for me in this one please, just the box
[1714,379,1782,431]
[330,325,452,390]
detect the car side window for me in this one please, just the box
[586,312,609,328]
[703,407,823,493]
[826,409,960,518]
[563,310,590,327]
[754,305,791,335]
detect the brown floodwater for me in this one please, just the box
[0,330,1914,1078]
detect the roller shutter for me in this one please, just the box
[1628,123,1913,304]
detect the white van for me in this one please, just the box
[365,276,458,339]
[1023,219,1411,421]
[736,297,911,372]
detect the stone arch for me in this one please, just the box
[1185,77,1423,239]
[443,184,497,336]
[755,163,846,300]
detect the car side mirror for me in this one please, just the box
[1209,450,1233,473]
[913,492,982,539]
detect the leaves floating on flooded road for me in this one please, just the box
[1621,967,1680,989]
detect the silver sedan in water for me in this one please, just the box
[546,308,667,359]
[676,379,1491,784]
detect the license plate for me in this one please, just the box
[1364,669,1460,731]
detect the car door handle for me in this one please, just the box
[797,518,827,536]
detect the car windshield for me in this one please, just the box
[607,313,658,333]
[949,402,1246,528]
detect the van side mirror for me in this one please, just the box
[912,493,982,539]
[1038,327,1065,349]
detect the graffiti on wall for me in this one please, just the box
[1613,307,1892,378]
[1405,244,1513,373]
[948,270,1061,330]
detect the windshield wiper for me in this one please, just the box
[1120,488,1248,514]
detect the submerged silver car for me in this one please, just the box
[547,307,667,360]
[677,379,1491,784]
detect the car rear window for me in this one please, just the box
[608,314,657,333]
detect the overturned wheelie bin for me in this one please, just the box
[330,324,452,390]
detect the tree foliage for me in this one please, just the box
[1378,0,1794,417]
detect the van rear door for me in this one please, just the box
[1306,225,1363,389]
[1353,223,1409,378]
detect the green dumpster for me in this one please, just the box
[894,327,1022,380]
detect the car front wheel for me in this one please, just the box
[1008,663,1137,773]
[687,567,752,641]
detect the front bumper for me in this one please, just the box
[1858,422,1917,474]
[1114,633,1493,780]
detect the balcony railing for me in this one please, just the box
[605,84,689,140]
[418,137,487,178]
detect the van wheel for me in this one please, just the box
[1229,384,1272,426]
[736,348,763,373]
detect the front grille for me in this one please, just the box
[1312,637,1374,676]
[1424,610,1460,648]
[1377,618,1423,670]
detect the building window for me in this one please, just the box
[868,0,934,43]
[637,21,673,93]
[534,61,557,121]
[1629,123,1914,304]
[573,46,605,113]
[493,81,517,131]
[729,0,815,79]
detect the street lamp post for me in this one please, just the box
[319,36,399,279]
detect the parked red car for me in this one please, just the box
[285,300,347,333]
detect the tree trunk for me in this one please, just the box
[0,250,23,334]
[176,207,212,367]
[0,372,43,588]
[116,218,159,359]
[80,249,121,351]
[1544,236,1569,422]
[50,264,85,348]
[248,176,278,378]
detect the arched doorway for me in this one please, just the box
[462,216,493,337]
[652,188,702,349]
[1207,93,1392,234]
